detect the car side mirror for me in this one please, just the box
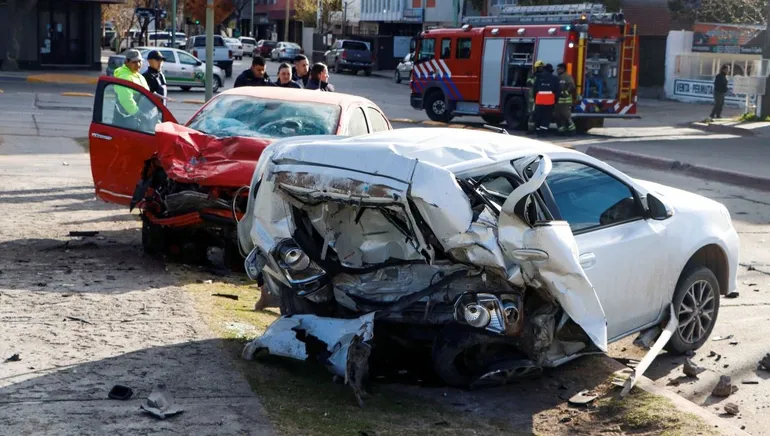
[196,61,202,66]
[647,193,673,220]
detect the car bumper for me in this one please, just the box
[338,60,373,70]
[215,60,233,70]
[410,93,422,110]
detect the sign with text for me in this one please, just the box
[403,8,424,23]
[691,23,764,54]
[673,78,757,105]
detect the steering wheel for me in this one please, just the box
[257,118,303,135]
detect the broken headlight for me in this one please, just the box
[273,240,327,286]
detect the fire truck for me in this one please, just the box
[409,3,640,132]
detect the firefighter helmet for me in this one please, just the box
[534,60,545,68]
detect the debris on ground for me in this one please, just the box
[568,390,598,406]
[747,265,756,271]
[140,383,184,419]
[724,403,740,415]
[715,354,722,362]
[211,293,239,301]
[712,334,734,341]
[68,231,99,237]
[729,341,739,345]
[5,353,21,362]
[108,385,134,400]
[667,379,681,386]
[683,358,704,378]
[725,291,740,299]
[760,354,770,371]
[712,375,734,397]
[196,279,214,284]
[742,379,759,385]
[64,316,94,325]
[709,351,716,357]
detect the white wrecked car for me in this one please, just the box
[237,127,739,389]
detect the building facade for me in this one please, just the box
[248,0,302,43]
[0,0,126,70]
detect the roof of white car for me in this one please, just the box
[319,127,579,173]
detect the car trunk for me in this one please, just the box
[342,41,372,63]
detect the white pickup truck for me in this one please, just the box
[186,35,234,78]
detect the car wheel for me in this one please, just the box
[481,114,504,125]
[503,97,527,130]
[212,75,222,93]
[180,86,192,92]
[665,266,721,354]
[363,68,372,76]
[394,70,402,83]
[425,91,454,123]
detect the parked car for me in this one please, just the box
[394,52,414,83]
[325,39,374,76]
[271,42,302,62]
[186,35,233,77]
[88,81,392,265]
[225,37,244,60]
[105,47,224,92]
[112,29,141,51]
[239,37,257,56]
[103,29,116,49]
[239,127,739,390]
[255,40,277,58]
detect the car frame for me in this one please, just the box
[225,37,244,60]
[239,127,739,389]
[394,52,414,83]
[255,39,277,58]
[239,36,257,56]
[271,41,302,62]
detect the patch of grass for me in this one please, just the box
[74,137,89,151]
[595,387,716,436]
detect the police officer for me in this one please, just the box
[143,50,168,106]
[533,63,560,136]
[555,63,576,135]
[526,60,545,133]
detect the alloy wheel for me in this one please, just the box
[676,279,716,344]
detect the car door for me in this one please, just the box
[366,107,392,132]
[158,49,181,85]
[542,159,670,340]
[177,51,203,85]
[88,76,178,205]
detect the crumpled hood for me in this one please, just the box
[155,122,272,187]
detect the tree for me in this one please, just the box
[103,3,139,52]
[295,0,342,29]
[185,0,236,25]
[3,0,38,71]
[668,0,764,25]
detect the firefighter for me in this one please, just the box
[533,63,559,136]
[526,60,545,133]
[555,63,576,136]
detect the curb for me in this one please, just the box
[0,74,27,82]
[26,74,99,85]
[585,146,770,192]
[61,92,94,97]
[684,121,755,137]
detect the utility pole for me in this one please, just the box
[171,0,176,47]
[761,1,770,118]
[205,0,214,101]
[251,0,255,37]
[154,0,159,45]
[343,2,347,37]
[284,0,290,42]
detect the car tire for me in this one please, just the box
[394,70,402,84]
[363,69,372,76]
[180,86,192,92]
[503,97,527,131]
[425,91,454,123]
[481,114,504,125]
[212,76,222,93]
[665,266,721,354]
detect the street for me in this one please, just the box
[1,56,769,435]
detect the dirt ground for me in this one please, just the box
[0,135,718,436]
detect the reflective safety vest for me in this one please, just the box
[558,72,576,105]
[535,91,555,106]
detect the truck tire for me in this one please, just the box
[503,97,527,131]
[425,91,454,123]
[481,114,504,125]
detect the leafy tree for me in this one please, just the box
[185,0,236,25]
[295,0,342,28]
[668,0,764,25]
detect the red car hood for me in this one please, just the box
[156,122,271,188]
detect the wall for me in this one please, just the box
[302,26,315,54]
[360,0,406,22]
[423,0,459,25]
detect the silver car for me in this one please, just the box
[105,47,224,92]
[394,52,414,83]
[271,42,302,62]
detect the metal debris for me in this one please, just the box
[211,293,239,300]
[140,383,184,419]
[712,375,733,397]
[69,231,99,237]
[683,358,704,378]
[729,341,739,346]
[724,403,740,415]
[742,379,760,385]
[568,390,598,406]
[5,354,21,362]
[712,335,734,341]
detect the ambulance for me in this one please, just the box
[409,3,640,132]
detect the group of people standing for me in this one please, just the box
[234,54,334,92]
[527,60,577,137]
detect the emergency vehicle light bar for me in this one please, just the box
[462,3,625,26]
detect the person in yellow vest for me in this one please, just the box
[526,60,545,134]
[113,49,152,130]
[555,63,576,135]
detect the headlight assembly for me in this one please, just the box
[273,240,326,285]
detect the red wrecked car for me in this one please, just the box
[88,76,392,265]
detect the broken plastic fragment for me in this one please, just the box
[140,383,184,419]
[621,304,678,398]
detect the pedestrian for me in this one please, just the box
[292,54,310,88]
[113,49,151,130]
[234,55,273,88]
[276,63,302,88]
[526,60,545,133]
[533,63,560,136]
[143,50,168,105]
[555,63,576,135]
[305,63,334,91]
[710,64,729,119]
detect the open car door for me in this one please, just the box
[89,76,178,205]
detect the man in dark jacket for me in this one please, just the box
[143,50,168,105]
[710,64,729,119]
[305,63,334,91]
[234,56,274,88]
[291,54,310,87]
[533,63,560,136]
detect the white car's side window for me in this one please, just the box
[546,161,643,232]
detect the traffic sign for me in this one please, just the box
[135,7,167,19]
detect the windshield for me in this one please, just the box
[241,38,256,44]
[342,41,368,51]
[284,42,301,49]
[187,94,340,139]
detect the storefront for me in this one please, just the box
[0,0,126,70]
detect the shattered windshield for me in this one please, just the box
[187,94,340,139]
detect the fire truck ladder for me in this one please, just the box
[619,24,637,104]
[462,3,626,26]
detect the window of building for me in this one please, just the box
[440,39,452,59]
[456,38,471,59]
[491,0,516,5]
[545,161,642,233]
[348,107,369,136]
[418,38,435,61]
